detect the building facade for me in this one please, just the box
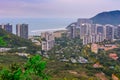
[104,24,114,40]
[77,18,93,26]
[117,25,120,39]
[16,24,28,39]
[77,19,93,39]
[66,18,116,45]
[82,24,105,45]
[0,23,12,33]
[66,22,77,38]
[41,32,55,51]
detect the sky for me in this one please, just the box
[0,0,120,18]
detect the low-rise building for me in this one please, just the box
[16,53,29,57]
[91,43,98,53]
[70,57,77,63]
[77,56,88,63]
[99,44,118,51]
[0,48,11,52]
[93,62,103,68]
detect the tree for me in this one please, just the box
[0,55,49,80]
[0,36,7,47]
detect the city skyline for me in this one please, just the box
[0,0,120,18]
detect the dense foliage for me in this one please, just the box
[0,28,41,54]
[0,55,48,80]
[1,29,120,79]
[0,36,7,47]
[47,36,120,79]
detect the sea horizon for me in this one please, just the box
[0,18,76,35]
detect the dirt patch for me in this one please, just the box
[95,72,108,80]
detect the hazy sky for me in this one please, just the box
[0,0,120,18]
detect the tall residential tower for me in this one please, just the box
[77,19,93,39]
[66,22,77,38]
[0,23,12,33]
[16,24,28,39]
[104,24,114,40]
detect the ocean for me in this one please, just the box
[0,18,76,35]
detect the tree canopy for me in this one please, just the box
[0,55,49,80]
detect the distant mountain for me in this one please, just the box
[91,10,120,25]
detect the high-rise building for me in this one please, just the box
[96,24,105,41]
[0,24,4,29]
[82,24,105,45]
[83,33,104,45]
[16,24,28,39]
[117,25,120,39]
[96,33,103,42]
[77,19,93,39]
[66,22,77,38]
[96,24,104,34]
[77,18,93,26]
[83,35,91,45]
[91,24,96,34]
[80,23,92,39]
[0,23,12,33]
[90,34,96,43]
[41,32,55,51]
[104,24,114,40]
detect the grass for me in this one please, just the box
[0,53,27,68]
[0,53,107,80]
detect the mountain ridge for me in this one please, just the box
[90,10,120,25]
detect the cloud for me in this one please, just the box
[0,0,120,18]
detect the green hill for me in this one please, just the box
[91,10,120,25]
[0,28,41,54]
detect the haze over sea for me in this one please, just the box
[0,18,75,35]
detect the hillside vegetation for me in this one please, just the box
[0,28,41,54]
